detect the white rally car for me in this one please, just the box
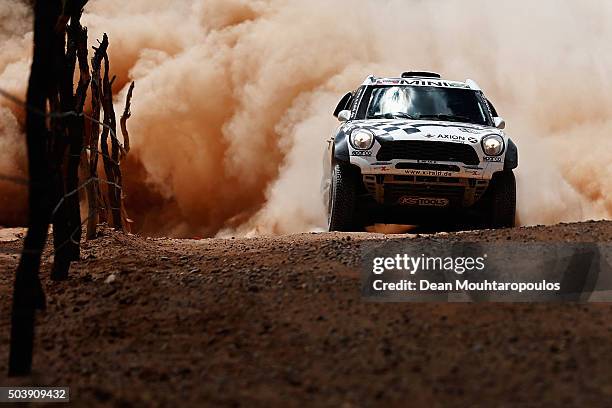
[323,71,518,231]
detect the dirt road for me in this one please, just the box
[1,221,612,407]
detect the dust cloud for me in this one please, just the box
[1,0,611,236]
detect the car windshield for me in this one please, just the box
[365,86,490,125]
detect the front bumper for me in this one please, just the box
[350,154,503,209]
[361,172,490,208]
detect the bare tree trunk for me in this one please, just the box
[9,0,60,376]
[64,12,90,252]
[50,9,74,281]
[119,81,134,230]
[100,52,122,230]
[49,5,89,281]
[86,34,108,238]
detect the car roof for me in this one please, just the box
[361,75,482,91]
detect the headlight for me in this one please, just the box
[481,134,505,156]
[350,129,374,150]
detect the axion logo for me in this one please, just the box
[424,134,466,142]
[398,196,450,207]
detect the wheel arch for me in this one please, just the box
[504,138,518,170]
[332,128,351,165]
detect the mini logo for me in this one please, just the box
[398,196,450,207]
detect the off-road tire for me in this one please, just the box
[328,163,362,232]
[484,170,516,229]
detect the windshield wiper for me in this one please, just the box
[417,114,474,123]
[370,112,416,120]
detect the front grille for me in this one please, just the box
[377,141,480,165]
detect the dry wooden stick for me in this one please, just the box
[120,81,135,158]
[85,33,108,239]
[100,50,122,230]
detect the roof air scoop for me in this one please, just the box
[401,71,441,79]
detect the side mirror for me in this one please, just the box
[338,110,351,122]
[334,92,353,118]
[494,116,506,130]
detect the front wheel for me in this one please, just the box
[483,170,516,229]
[328,163,362,232]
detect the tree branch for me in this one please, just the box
[120,81,135,157]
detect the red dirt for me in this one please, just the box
[1,221,612,407]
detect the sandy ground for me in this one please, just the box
[1,221,612,407]
[0,228,24,243]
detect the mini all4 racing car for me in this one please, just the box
[323,71,518,232]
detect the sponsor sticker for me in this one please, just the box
[459,127,479,134]
[371,79,470,89]
[484,156,503,162]
[351,150,373,157]
[404,170,453,177]
[462,164,483,175]
[398,196,450,207]
[424,134,467,143]
[376,79,402,85]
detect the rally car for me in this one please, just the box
[323,71,518,231]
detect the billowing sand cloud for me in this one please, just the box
[1,0,611,236]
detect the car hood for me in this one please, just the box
[342,119,505,145]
